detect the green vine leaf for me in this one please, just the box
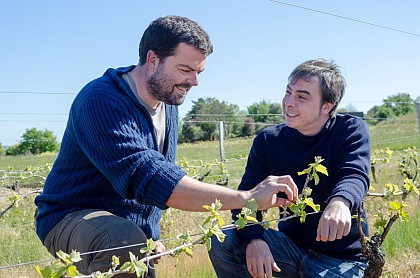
[140,238,156,256]
[388,201,410,222]
[403,178,419,195]
[303,197,321,212]
[297,156,328,185]
[35,265,52,278]
[177,232,192,242]
[66,265,79,277]
[373,217,387,233]
[384,182,400,198]
[234,198,258,229]
[202,199,225,228]
[314,164,328,177]
[388,201,402,211]
[174,246,194,257]
[234,217,247,229]
[119,252,147,277]
[247,198,259,213]
[111,255,120,270]
[212,226,226,243]
[283,157,327,223]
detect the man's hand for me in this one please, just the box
[249,175,298,210]
[316,196,351,242]
[246,239,281,278]
[152,241,166,264]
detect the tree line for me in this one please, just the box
[0,93,417,155]
[2,128,59,156]
[179,92,418,143]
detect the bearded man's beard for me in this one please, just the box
[147,71,189,106]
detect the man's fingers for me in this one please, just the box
[344,221,351,236]
[272,261,281,273]
[246,240,275,278]
[246,258,253,276]
[317,213,352,241]
[276,175,298,202]
[248,260,265,278]
[253,175,298,210]
[317,217,330,242]
[153,250,163,264]
[266,175,297,202]
[256,261,265,278]
[264,260,275,278]
[274,198,293,207]
[328,223,338,241]
[153,241,165,264]
[285,176,298,201]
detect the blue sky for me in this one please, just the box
[1,0,419,146]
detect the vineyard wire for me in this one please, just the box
[269,0,420,37]
[0,209,319,271]
[1,125,419,274]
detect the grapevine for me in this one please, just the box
[359,147,419,278]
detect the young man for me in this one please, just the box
[209,60,371,278]
[34,15,297,277]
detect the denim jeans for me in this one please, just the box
[208,228,366,278]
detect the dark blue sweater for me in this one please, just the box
[35,66,186,243]
[234,115,370,260]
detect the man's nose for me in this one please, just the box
[187,72,199,86]
[284,95,296,106]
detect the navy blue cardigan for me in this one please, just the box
[234,115,370,260]
[35,66,186,243]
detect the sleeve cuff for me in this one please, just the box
[142,164,186,210]
[327,192,355,211]
[235,223,265,245]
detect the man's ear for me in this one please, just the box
[146,50,159,70]
[321,102,335,115]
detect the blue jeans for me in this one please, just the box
[208,228,366,278]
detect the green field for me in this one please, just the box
[0,112,419,277]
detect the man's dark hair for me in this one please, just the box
[139,15,213,65]
[288,59,346,117]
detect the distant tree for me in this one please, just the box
[181,98,240,142]
[6,128,59,155]
[368,105,394,120]
[247,100,282,133]
[241,117,256,137]
[247,100,282,123]
[230,111,247,138]
[5,143,24,156]
[367,93,414,124]
[179,122,203,143]
[0,143,3,155]
[383,93,414,116]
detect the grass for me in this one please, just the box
[363,138,420,277]
[0,112,419,277]
[381,208,420,257]
[158,246,217,278]
[0,152,57,170]
[176,136,253,186]
[0,193,52,278]
[369,112,420,150]
[379,206,420,277]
